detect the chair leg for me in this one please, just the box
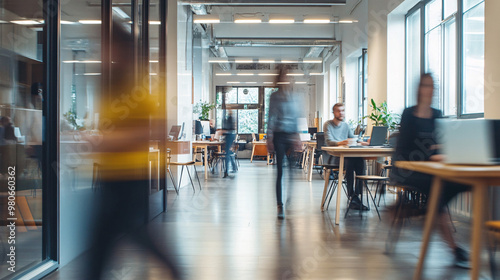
[185,165,196,192]
[385,194,404,254]
[167,168,179,194]
[489,237,497,280]
[178,165,185,190]
[446,204,457,233]
[326,180,338,210]
[193,164,202,190]
[365,181,381,221]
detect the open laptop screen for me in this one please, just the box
[369,126,388,146]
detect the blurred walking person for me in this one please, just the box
[87,19,182,279]
[267,68,301,219]
[222,110,236,178]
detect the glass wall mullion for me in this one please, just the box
[456,0,464,118]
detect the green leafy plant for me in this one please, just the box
[63,110,84,130]
[364,99,400,130]
[193,101,217,121]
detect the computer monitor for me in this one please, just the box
[168,125,182,140]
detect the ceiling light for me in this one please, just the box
[310,72,323,76]
[281,60,298,63]
[83,73,101,76]
[339,20,357,23]
[61,20,77,24]
[245,82,257,84]
[62,60,102,63]
[303,59,322,64]
[112,7,130,19]
[269,19,295,24]
[258,73,279,76]
[0,20,8,24]
[11,20,42,25]
[277,82,290,85]
[193,14,220,24]
[237,73,254,76]
[295,82,307,84]
[304,19,331,24]
[287,73,304,76]
[259,59,275,63]
[150,73,157,75]
[149,60,159,63]
[216,73,233,76]
[235,59,253,63]
[264,82,274,84]
[149,21,161,25]
[79,20,102,24]
[227,81,241,84]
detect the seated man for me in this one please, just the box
[323,103,368,210]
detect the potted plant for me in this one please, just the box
[193,101,216,121]
[364,99,400,131]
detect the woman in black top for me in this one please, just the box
[391,73,470,268]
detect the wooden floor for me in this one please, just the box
[44,160,489,280]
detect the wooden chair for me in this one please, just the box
[167,149,201,193]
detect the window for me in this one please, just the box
[406,9,421,107]
[357,49,368,123]
[405,0,484,118]
[462,1,484,114]
[216,86,275,134]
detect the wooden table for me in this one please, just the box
[395,161,500,280]
[250,141,272,164]
[321,146,393,225]
[192,141,223,180]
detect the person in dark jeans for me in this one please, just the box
[222,111,236,178]
[323,103,369,210]
[390,73,471,269]
[267,68,301,219]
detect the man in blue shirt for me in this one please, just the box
[324,103,367,210]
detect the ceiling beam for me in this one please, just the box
[214,38,339,47]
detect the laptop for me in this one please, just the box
[168,125,182,140]
[348,126,388,148]
[349,126,388,148]
[437,119,500,165]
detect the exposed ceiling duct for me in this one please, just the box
[180,0,346,5]
[190,4,208,15]
[210,45,231,71]
[214,38,339,47]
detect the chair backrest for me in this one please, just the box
[316,132,325,150]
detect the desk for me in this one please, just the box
[250,141,272,164]
[192,141,223,180]
[321,146,393,225]
[395,161,500,280]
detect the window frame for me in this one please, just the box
[404,0,484,119]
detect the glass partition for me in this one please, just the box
[0,2,45,278]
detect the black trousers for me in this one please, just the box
[273,132,295,206]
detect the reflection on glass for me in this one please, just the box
[406,9,421,106]
[462,2,484,114]
[0,2,44,278]
[444,19,457,116]
[426,0,442,32]
[237,110,258,134]
[425,26,442,109]
[237,88,258,104]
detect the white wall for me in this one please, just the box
[167,1,194,188]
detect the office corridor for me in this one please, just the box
[45,160,478,280]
